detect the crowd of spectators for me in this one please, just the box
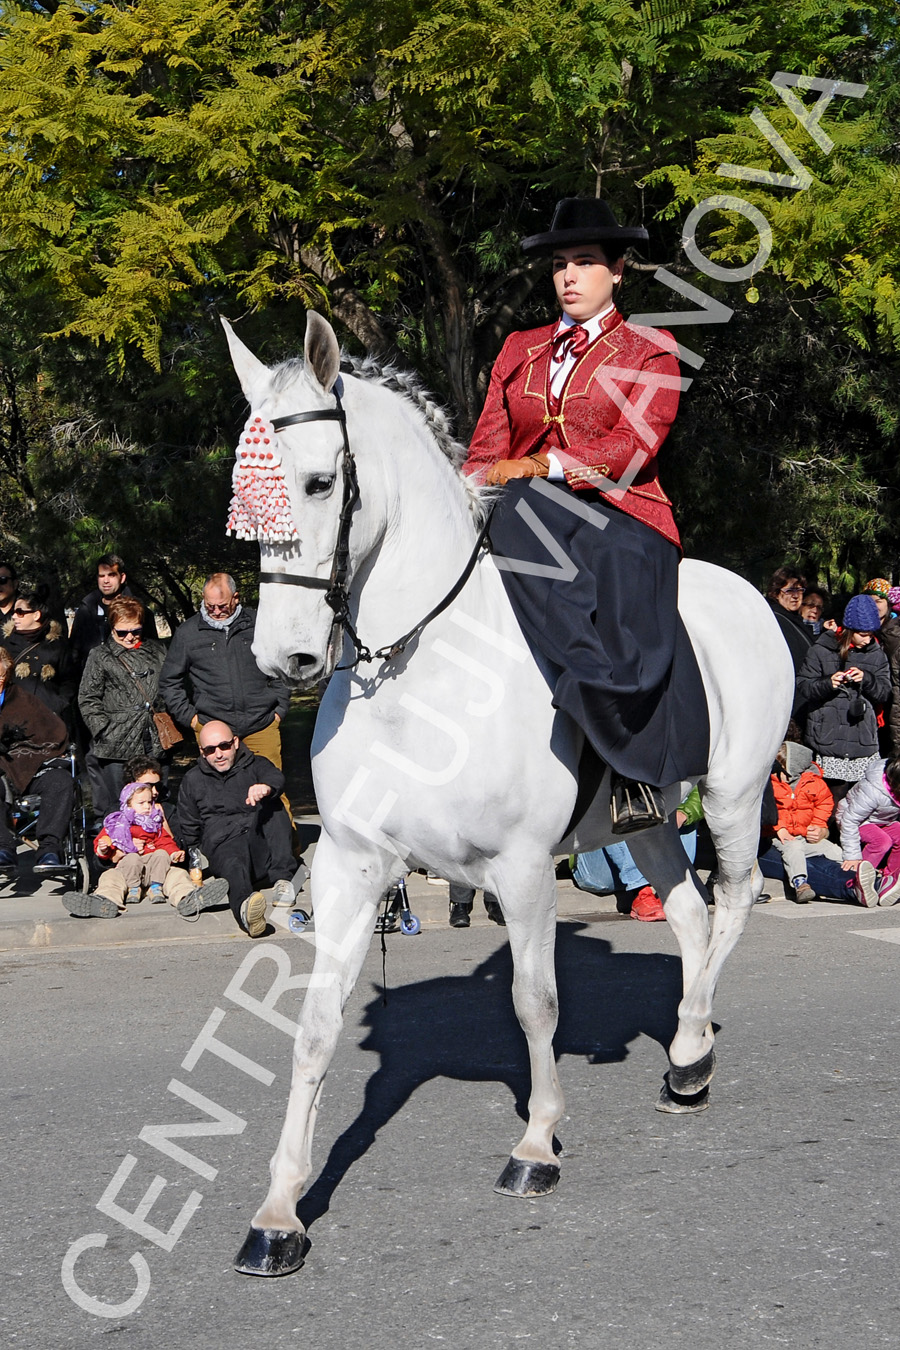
[3,551,900,933]
[573,568,900,919]
[0,554,297,939]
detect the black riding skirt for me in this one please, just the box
[488,480,709,787]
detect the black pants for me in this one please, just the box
[489,481,709,787]
[449,884,499,910]
[0,766,75,852]
[85,753,125,824]
[204,800,294,927]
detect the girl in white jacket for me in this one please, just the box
[836,756,900,906]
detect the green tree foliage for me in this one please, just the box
[0,0,897,605]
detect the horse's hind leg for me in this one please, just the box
[492,854,565,1198]
[234,833,392,1276]
[629,821,715,1108]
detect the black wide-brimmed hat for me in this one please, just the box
[520,197,649,255]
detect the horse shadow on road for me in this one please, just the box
[297,921,682,1231]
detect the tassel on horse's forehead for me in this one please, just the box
[226,415,299,543]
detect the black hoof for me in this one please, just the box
[655,1078,711,1114]
[494,1156,560,1197]
[233,1226,308,1277]
[667,1044,716,1096]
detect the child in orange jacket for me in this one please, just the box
[765,741,842,903]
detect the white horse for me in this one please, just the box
[223,313,793,1277]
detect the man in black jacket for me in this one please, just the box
[159,573,291,781]
[70,554,156,674]
[177,720,295,936]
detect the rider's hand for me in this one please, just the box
[245,783,272,807]
[841,858,861,870]
[806,825,828,843]
[486,455,550,486]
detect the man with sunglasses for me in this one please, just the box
[159,573,291,784]
[176,720,295,937]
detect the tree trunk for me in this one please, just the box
[417,217,477,433]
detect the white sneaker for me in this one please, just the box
[240,891,268,937]
[270,878,295,907]
[877,873,900,906]
[854,861,880,908]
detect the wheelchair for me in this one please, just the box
[0,748,90,894]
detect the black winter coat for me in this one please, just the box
[159,607,290,738]
[1,618,74,718]
[879,616,900,755]
[766,597,814,676]
[78,637,168,760]
[796,632,891,761]
[176,744,286,853]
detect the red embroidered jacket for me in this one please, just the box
[464,311,682,548]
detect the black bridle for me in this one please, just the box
[259,389,492,669]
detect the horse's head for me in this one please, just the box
[222,313,366,687]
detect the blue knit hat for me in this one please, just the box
[843,594,881,632]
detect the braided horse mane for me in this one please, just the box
[268,350,487,518]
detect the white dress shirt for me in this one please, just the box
[545,305,616,481]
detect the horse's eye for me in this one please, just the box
[305,474,335,496]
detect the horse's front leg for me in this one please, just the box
[234,834,393,1276]
[493,855,565,1198]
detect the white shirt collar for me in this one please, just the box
[554,303,616,341]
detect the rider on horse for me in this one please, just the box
[464,197,709,831]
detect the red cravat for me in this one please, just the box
[552,324,590,363]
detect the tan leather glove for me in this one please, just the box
[486,454,550,486]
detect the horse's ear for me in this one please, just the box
[220,317,270,402]
[304,312,341,394]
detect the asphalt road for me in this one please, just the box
[2,884,898,1350]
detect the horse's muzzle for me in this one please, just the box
[282,652,325,687]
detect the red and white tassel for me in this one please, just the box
[226,416,299,543]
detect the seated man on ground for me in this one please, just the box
[0,646,74,874]
[176,720,296,937]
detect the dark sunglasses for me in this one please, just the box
[200,739,235,756]
[13,607,37,617]
[114,627,142,637]
[0,575,14,583]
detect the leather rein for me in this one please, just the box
[259,390,492,670]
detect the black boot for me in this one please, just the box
[483,893,505,926]
[449,883,475,928]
